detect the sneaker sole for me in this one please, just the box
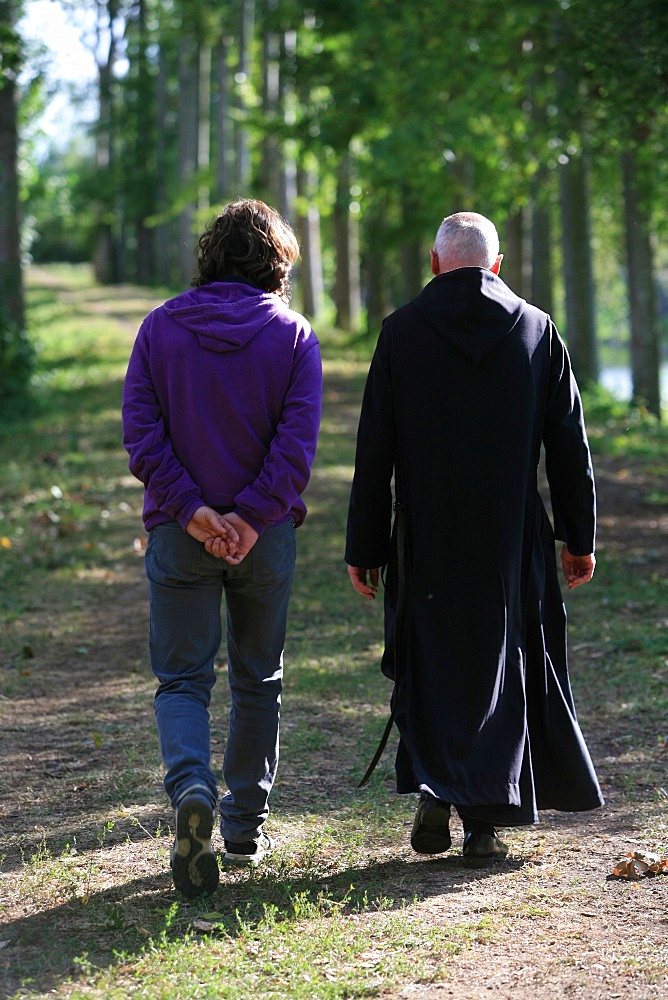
[223,851,265,868]
[172,800,219,897]
[223,835,273,868]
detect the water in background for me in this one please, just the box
[600,365,668,403]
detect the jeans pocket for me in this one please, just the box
[146,522,202,584]
[251,520,296,585]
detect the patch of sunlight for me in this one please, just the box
[322,357,370,376]
[310,464,355,480]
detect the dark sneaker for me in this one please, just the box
[223,832,274,867]
[170,798,219,897]
[410,792,452,855]
[462,830,509,867]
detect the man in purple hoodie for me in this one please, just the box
[122,199,322,896]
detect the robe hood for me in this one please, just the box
[412,267,526,364]
[162,280,285,354]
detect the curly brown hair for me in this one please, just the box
[193,199,300,303]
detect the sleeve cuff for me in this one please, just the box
[176,496,204,531]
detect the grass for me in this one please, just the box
[0,264,667,999]
[568,383,668,797]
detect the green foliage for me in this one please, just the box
[0,0,23,81]
[23,144,97,262]
[0,308,33,409]
[582,384,668,459]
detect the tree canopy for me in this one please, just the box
[11,0,668,412]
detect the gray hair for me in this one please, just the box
[433,212,500,270]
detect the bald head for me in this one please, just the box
[432,212,501,274]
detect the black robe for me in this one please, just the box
[345,268,603,825]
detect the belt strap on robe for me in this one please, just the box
[358,501,406,788]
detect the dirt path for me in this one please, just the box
[1,391,666,998]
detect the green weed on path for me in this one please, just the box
[0,266,666,1000]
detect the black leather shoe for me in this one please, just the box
[410,793,452,855]
[462,830,509,867]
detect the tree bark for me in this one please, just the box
[0,0,32,402]
[259,1,281,206]
[333,152,361,332]
[503,209,527,298]
[278,27,297,220]
[92,0,120,283]
[364,199,392,338]
[295,164,324,319]
[558,152,598,384]
[0,0,23,334]
[213,36,234,202]
[129,0,155,285]
[400,190,424,303]
[153,42,174,286]
[177,36,199,285]
[198,43,212,218]
[621,148,661,417]
[531,175,553,316]
[234,0,254,193]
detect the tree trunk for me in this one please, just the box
[177,36,199,285]
[558,152,598,384]
[295,164,324,319]
[131,0,155,285]
[531,175,553,315]
[234,0,254,193]
[621,148,661,417]
[400,191,424,302]
[0,0,23,334]
[92,0,120,284]
[213,36,234,202]
[364,199,392,338]
[279,28,297,220]
[333,152,361,332]
[503,209,527,298]
[153,42,174,286]
[259,1,281,206]
[0,0,31,402]
[198,43,212,217]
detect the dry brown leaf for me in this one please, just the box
[610,850,668,879]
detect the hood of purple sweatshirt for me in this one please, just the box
[162,281,288,352]
[122,281,322,534]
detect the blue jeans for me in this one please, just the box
[145,519,296,843]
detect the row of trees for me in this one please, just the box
[3,0,668,413]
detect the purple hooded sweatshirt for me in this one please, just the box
[122,281,322,535]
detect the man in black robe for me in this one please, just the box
[345,212,603,865]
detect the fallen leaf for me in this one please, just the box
[610,850,668,879]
